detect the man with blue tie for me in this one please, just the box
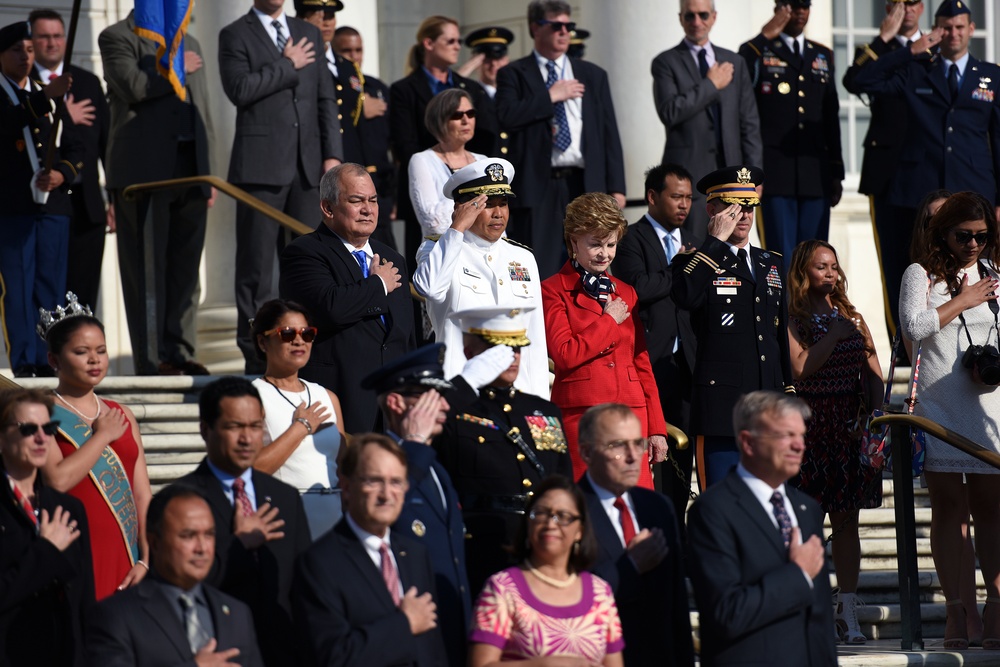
[850,0,1000,236]
[613,163,698,535]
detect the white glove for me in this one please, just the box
[460,345,515,390]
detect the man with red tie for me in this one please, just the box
[577,403,694,667]
[292,433,447,666]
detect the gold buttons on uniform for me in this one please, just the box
[516,453,526,461]
[522,478,532,487]
[501,147,508,154]
[477,436,485,443]
[487,255,492,262]
[798,91,804,97]
[504,404,512,412]
[500,131,508,139]
[499,279,504,285]
[337,98,343,104]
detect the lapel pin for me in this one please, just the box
[411,519,426,537]
[264,496,272,505]
[799,504,806,512]
[399,550,407,557]
[221,604,231,616]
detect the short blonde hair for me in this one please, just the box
[563,193,628,257]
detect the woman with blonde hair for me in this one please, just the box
[541,193,668,489]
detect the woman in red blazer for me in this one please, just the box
[541,193,668,489]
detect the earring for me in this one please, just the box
[572,540,580,555]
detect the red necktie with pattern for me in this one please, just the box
[232,478,253,517]
[380,542,401,605]
[613,496,636,546]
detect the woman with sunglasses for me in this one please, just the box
[901,191,1000,649]
[39,300,151,601]
[0,388,94,665]
[408,88,487,240]
[469,475,624,667]
[251,299,345,539]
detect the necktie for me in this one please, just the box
[663,232,677,264]
[380,543,402,605]
[232,478,253,517]
[546,60,572,152]
[736,247,752,279]
[179,593,211,654]
[793,39,801,58]
[273,20,287,53]
[948,63,959,101]
[770,491,792,550]
[352,249,370,278]
[698,49,724,162]
[613,496,636,546]
[697,48,709,78]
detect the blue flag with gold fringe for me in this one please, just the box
[134,0,192,100]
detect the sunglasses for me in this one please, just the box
[449,109,477,121]
[682,10,712,22]
[536,19,576,33]
[953,230,990,246]
[14,421,60,437]
[263,326,318,343]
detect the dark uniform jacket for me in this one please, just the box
[842,36,911,197]
[739,34,844,199]
[336,59,394,196]
[332,52,362,165]
[434,384,572,593]
[850,46,1000,207]
[0,75,84,217]
[671,238,792,438]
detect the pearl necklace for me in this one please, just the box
[525,561,578,589]
[54,391,102,421]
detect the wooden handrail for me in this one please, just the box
[122,175,314,236]
[871,413,1000,470]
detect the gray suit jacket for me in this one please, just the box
[652,42,762,182]
[219,10,342,188]
[99,11,213,193]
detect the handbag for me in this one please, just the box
[858,334,895,472]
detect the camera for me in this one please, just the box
[962,344,1000,385]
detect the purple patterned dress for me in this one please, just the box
[789,311,882,512]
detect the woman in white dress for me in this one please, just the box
[900,191,1000,650]
[251,300,345,539]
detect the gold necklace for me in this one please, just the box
[525,561,577,589]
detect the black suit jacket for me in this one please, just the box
[671,239,793,438]
[495,54,625,209]
[579,476,694,667]
[613,217,697,372]
[175,461,311,667]
[292,518,447,667]
[279,224,416,433]
[85,578,263,667]
[687,470,836,667]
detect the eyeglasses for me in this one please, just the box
[13,421,60,437]
[528,508,580,526]
[681,10,712,22]
[536,19,576,33]
[953,230,991,246]
[263,326,318,343]
[449,109,477,121]
[598,438,649,452]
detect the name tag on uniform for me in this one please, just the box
[915,87,933,95]
[463,267,483,279]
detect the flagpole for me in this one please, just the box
[43,0,83,170]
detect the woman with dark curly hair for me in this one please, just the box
[786,239,883,644]
[541,193,668,489]
[468,475,623,667]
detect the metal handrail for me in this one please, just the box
[867,413,1000,651]
[666,423,689,451]
[122,175,313,235]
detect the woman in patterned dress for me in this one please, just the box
[469,475,624,666]
[786,240,883,644]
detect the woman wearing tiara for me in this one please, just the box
[38,294,152,600]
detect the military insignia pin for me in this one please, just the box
[412,520,426,537]
[721,313,735,327]
[777,82,791,95]
[736,167,752,184]
[486,163,505,182]
[222,604,231,616]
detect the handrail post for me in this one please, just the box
[891,421,923,650]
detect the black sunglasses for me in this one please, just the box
[263,326,318,343]
[449,109,477,121]
[536,19,576,33]
[15,421,60,437]
[953,230,991,246]
[682,11,712,22]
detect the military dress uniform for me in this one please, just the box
[739,30,844,259]
[671,166,793,490]
[436,383,572,593]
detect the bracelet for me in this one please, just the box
[405,433,426,442]
[136,560,149,571]
[295,418,314,434]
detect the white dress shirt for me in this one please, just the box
[325,43,338,78]
[585,472,639,547]
[779,33,805,55]
[645,214,682,264]
[252,7,289,50]
[206,460,257,512]
[725,241,755,275]
[35,61,63,84]
[533,50,584,168]
[345,513,404,599]
[684,39,716,69]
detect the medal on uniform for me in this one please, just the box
[766,266,783,289]
[777,82,791,95]
[524,416,568,453]
[411,520,426,537]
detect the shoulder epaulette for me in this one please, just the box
[502,236,533,251]
[682,251,720,275]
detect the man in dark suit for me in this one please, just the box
[30,9,110,311]
[279,163,415,434]
[100,10,213,376]
[496,0,626,278]
[332,25,397,250]
[687,391,836,667]
[86,485,264,666]
[613,164,698,536]
[363,343,474,667]
[739,1,844,261]
[175,377,311,667]
[219,0,343,373]
[578,403,694,667]
[292,433,447,667]
[842,0,924,342]
[652,1,762,242]
[671,166,794,490]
